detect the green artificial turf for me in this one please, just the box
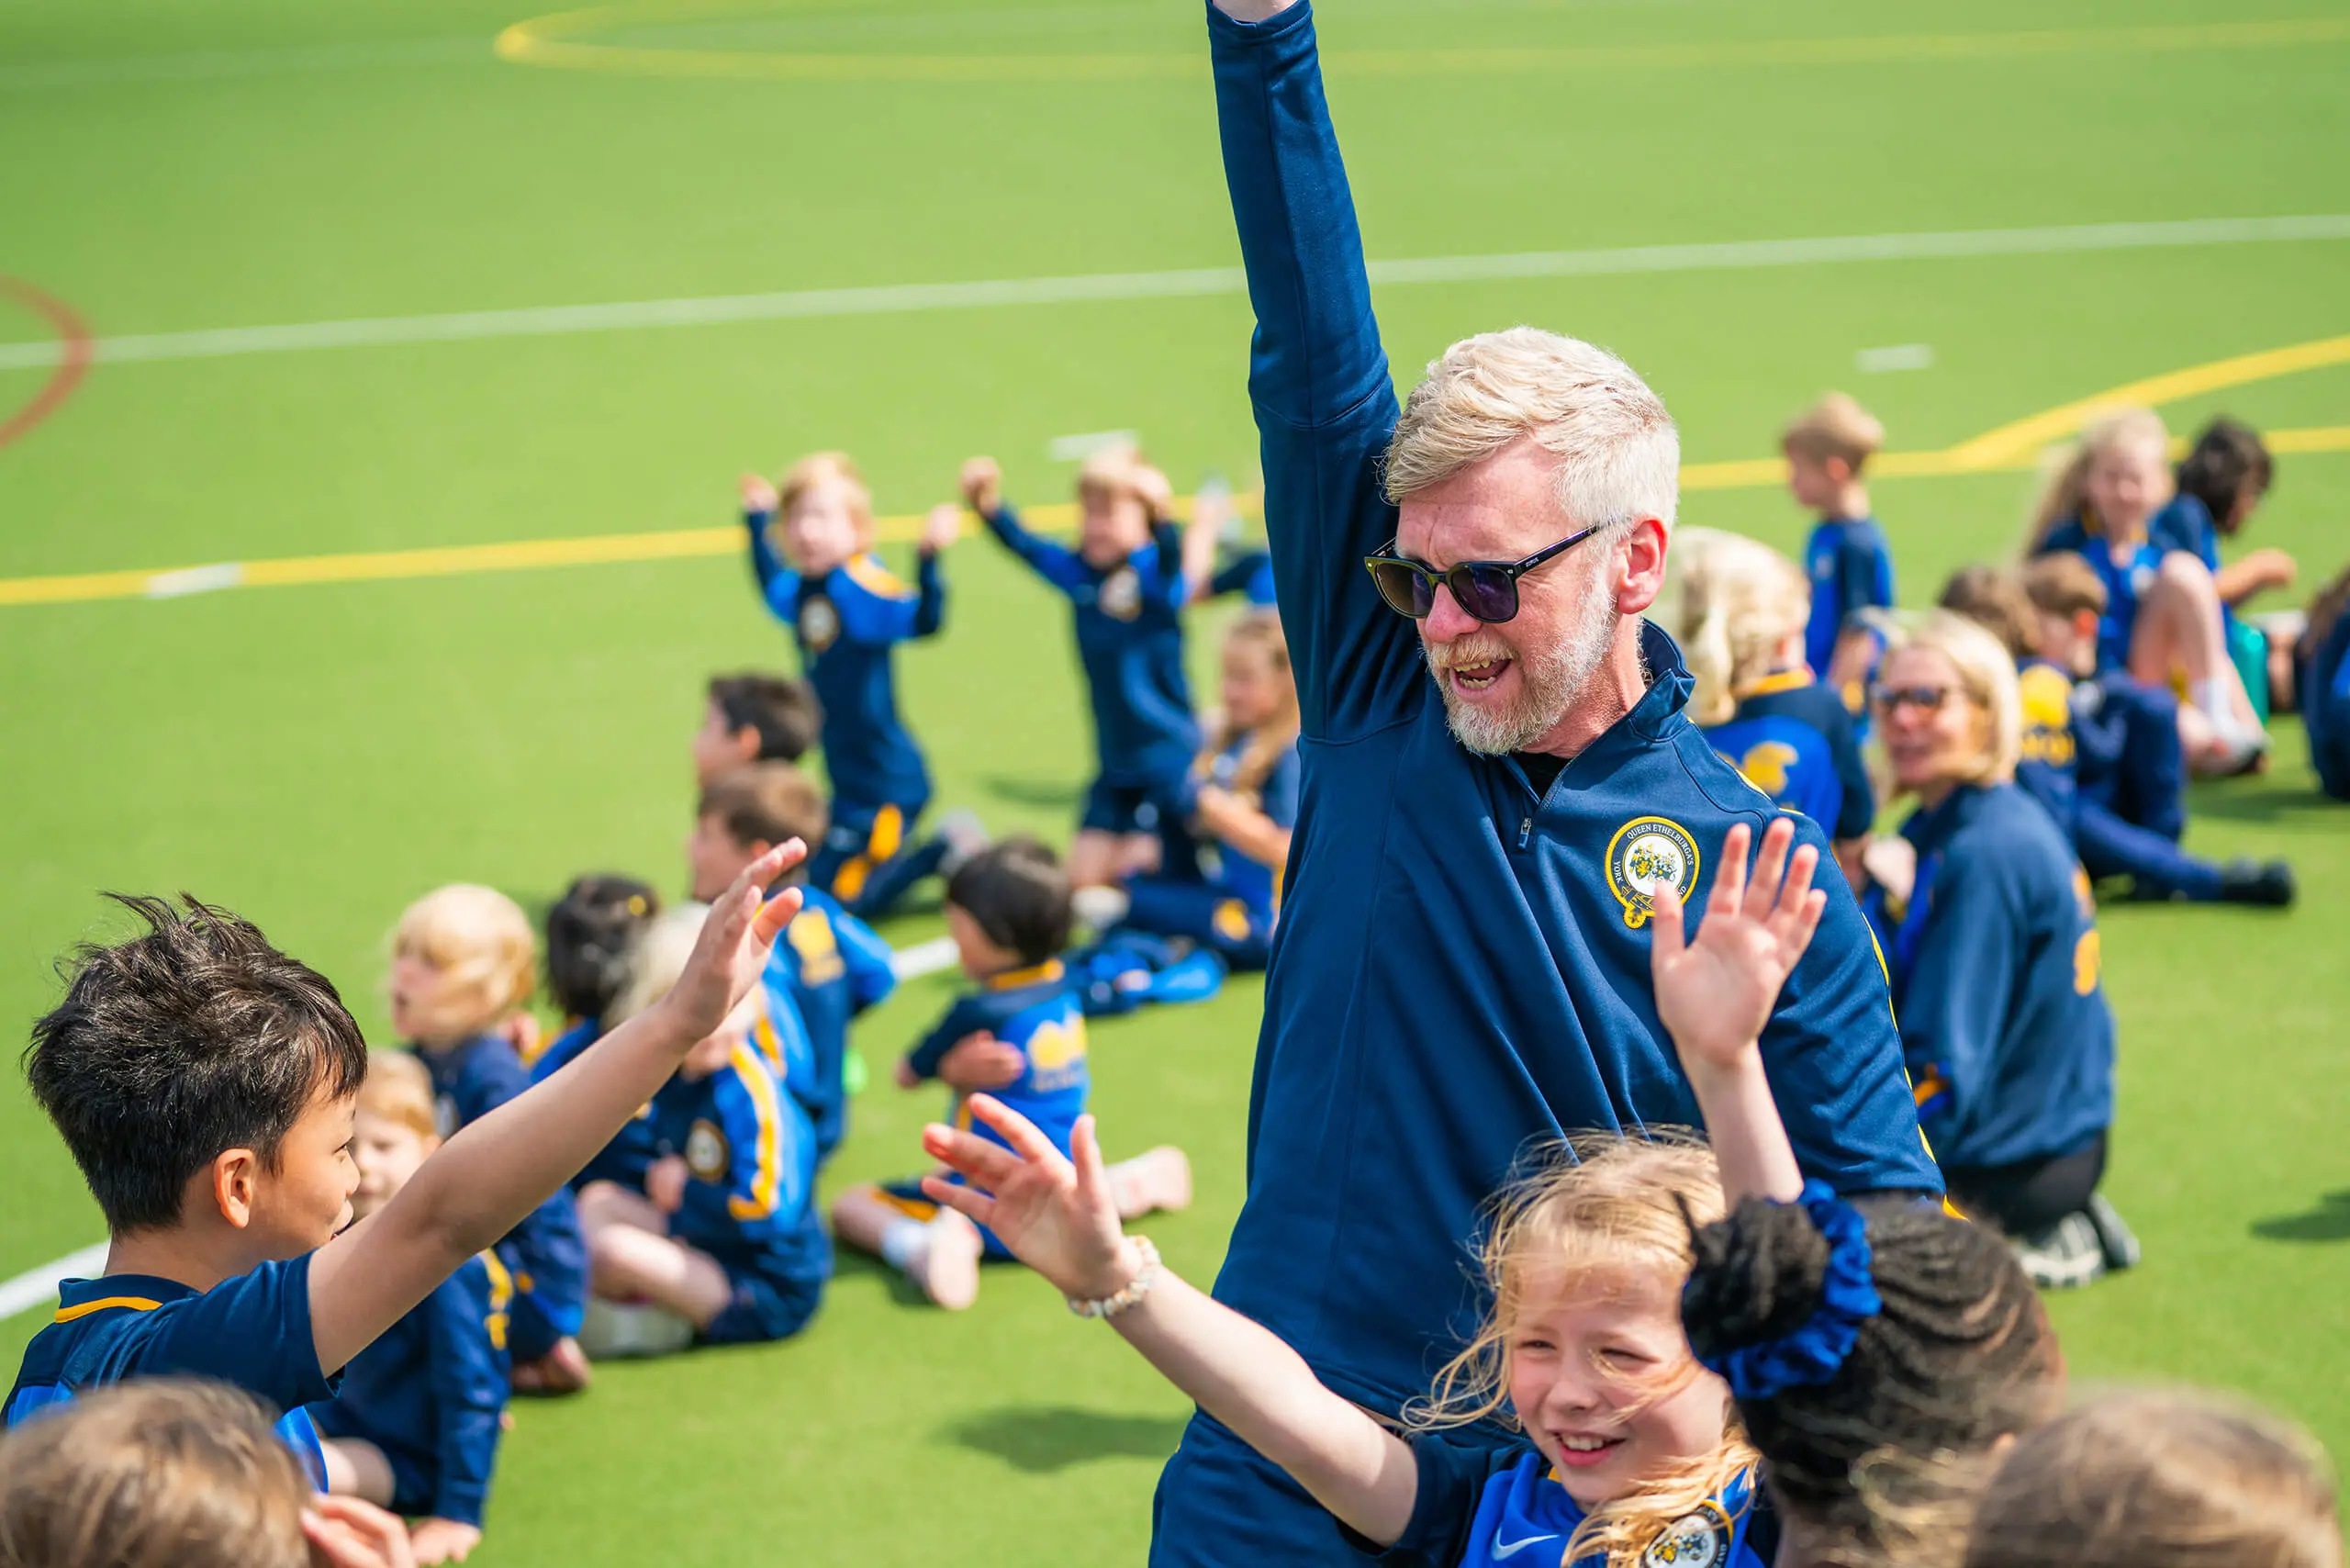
[2,0,2346,1560]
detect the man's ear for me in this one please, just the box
[210,1148,263,1229]
[1617,518,1671,616]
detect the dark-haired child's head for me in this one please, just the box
[1681,1188,2062,1568]
[944,836,1070,978]
[386,884,536,1052]
[1965,1389,2339,1568]
[25,894,368,1255]
[0,1378,316,1568]
[689,764,827,902]
[544,874,661,1022]
[694,673,822,784]
[2176,417,2274,537]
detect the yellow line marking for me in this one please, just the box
[5,340,2347,609]
[494,5,2350,84]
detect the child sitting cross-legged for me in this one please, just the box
[7,852,801,1482]
[310,1051,511,1565]
[576,905,832,1359]
[390,886,590,1396]
[833,836,1191,1312]
[919,819,1838,1565]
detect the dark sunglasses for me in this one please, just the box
[1873,684,1959,714]
[1362,525,1605,624]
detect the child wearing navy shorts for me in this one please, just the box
[831,838,1191,1309]
[391,885,590,1395]
[961,450,1209,890]
[310,1051,510,1565]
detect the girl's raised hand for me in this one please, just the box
[1649,817,1827,1081]
[921,502,964,555]
[659,839,806,1045]
[922,1098,1137,1301]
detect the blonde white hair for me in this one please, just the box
[1382,327,1679,533]
[1670,528,1812,726]
[1890,610,2024,787]
[607,903,708,1026]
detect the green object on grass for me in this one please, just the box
[2230,614,2272,723]
[843,1045,868,1098]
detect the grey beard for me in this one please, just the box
[1434,581,1623,755]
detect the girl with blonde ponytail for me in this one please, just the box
[1673,531,1876,879]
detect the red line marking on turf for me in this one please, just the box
[0,276,94,453]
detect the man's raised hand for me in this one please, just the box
[921,1098,1138,1301]
[656,839,806,1044]
[1649,817,1826,1082]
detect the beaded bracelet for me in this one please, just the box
[1068,1237,1161,1320]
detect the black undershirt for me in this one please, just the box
[1516,751,1567,796]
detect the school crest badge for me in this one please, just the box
[1605,815,1701,930]
[685,1117,730,1182]
[1098,566,1143,622]
[800,595,840,653]
[1642,1503,1730,1568]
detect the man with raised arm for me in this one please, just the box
[1150,1,1944,1561]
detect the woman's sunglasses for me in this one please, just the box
[1361,525,1604,624]
[1873,684,1960,714]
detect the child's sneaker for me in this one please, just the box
[1110,1146,1193,1218]
[2010,1211,2106,1291]
[2083,1192,2142,1271]
[913,1209,984,1312]
[579,1298,697,1359]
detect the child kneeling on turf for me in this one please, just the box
[922,821,1837,1566]
[311,1051,511,1566]
[834,836,1190,1311]
[391,886,589,1395]
[577,906,831,1357]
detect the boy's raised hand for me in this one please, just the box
[740,472,779,515]
[921,502,963,555]
[959,456,1002,517]
[921,1097,1137,1301]
[655,839,806,1046]
[1649,817,1826,1082]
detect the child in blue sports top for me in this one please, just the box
[688,762,897,1160]
[1784,394,1896,720]
[531,874,665,1198]
[7,854,801,1484]
[1100,610,1301,971]
[2027,408,2266,773]
[390,885,590,1396]
[1998,558,2293,906]
[921,819,1880,1568]
[742,454,963,919]
[2173,418,2298,717]
[575,906,832,1355]
[960,450,1209,890]
[2300,566,2350,802]
[310,1052,509,1566]
[691,670,822,782]
[1674,529,1874,883]
[833,837,1190,1310]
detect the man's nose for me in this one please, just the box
[1422,580,1481,642]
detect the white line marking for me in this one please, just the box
[0,1242,109,1323]
[1856,343,1935,373]
[0,936,961,1322]
[1047,430,1139,461]
[2,215,2342,375]
[144,563,246,598]
[889,935,958,981]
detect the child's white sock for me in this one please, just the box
[879,1216,930,1273]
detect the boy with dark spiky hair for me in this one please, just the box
[7,851,800,1476]
[692,672,822,784]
